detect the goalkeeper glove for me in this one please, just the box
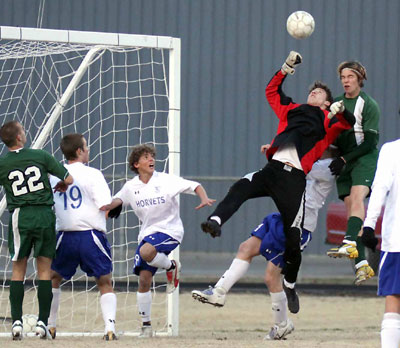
[361,227,378,252]
[108,204,122,219]
[329,157,346,176]
[327,100,345,119]
[281,51,302,75]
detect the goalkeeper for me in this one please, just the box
[193,149,335,340]
[48,133,117,341]
[326,61,380,285]
[201,51,355,305]
[101,144,215,338]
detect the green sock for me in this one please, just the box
[355,236,366,265]
[344,216,363,242]
[38,280,53,325]
[10,281,24,322]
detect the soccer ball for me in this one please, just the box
[22,314,38,333]
[286,11,315,39]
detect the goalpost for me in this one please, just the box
[0,26,181,337]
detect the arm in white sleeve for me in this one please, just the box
[364,144,393,228]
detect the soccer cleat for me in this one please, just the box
[166,260,181,294]
[264,318,295,340]
[191,286,227,307]
[355,264,375,286]
[103,331,118,341]
[283,282,299,314]
[326,241,358,259]
[201,220,221,238]
[11,320,23,341]
[138,325,153,338]
[35,320,52,339]
[48,327,56,339]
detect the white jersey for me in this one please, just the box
[303,158,335,232]
[50,162,112,233]
[364,140,400,252]
[115,171,200,243]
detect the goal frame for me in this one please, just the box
[0,26,181,337]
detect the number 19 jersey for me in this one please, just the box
[50,162,112,233]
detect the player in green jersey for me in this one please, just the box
[326,61,380,285]
[0,120,73,340]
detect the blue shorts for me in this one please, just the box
[51,230,112,280]
[133,232,180,276]
[251,213,312,268]
[378,251,400,296]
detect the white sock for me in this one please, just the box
[48,288,61,328]
[147,253,172,270]
[210,216,221,225]
[100,292,117,334]
[137,291,152,324]
[215,258,250,292]
[270,291,288,324]
[381,312,400,348]
[283,278,295,289]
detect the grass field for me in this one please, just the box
[0,290,383,347]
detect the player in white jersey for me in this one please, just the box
[192,146,335,340]
[362,139,400,348]
[48,134,117,341]
[101,144,215,338]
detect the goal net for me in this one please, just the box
[0,27,181,336]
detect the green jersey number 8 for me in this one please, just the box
[8,166,44,196]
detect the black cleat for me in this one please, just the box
[283,282,300,314]
[201,220,221,238]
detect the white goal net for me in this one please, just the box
[0,27,181,336]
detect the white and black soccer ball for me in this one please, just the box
[22,314,38,333]
[286,11,315,39]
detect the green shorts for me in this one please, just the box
[8,205,56,261]
[336,150,378,200]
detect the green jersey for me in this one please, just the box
[0,148,68,211]
[334,91,380,156]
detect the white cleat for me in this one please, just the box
[138,325,153,338]
[191,286,226,307]
[35,320,52,339]
[264,318,295,340]
[11,320,23,341]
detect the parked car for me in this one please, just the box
[326,202,382,272]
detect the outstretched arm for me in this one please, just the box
[194,185,216,210]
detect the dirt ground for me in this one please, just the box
[0,290,383,348]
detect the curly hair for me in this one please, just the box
[337,61,367,87]
[128,144,156,174]
[308,81,333,105]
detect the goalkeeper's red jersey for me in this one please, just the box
[265,70,355,174]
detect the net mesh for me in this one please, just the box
[0,38,173,334]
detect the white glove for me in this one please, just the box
[281,51,302,75]
[328,100,345,119]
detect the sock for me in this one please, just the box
[215,258,250,292]
[48,288,61,328]
[100,292,117,334]
[137,291,152,324]
[209,216,221,225]
[344,216,363,242]
[147,253,172,270]
[381,312,400,348]
[283,278,295,289]
[9,281,24,322]
[355,236,366,264]
[37,280,53,325]
[270,291,288,324]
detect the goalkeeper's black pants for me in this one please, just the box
[208,160,306,283]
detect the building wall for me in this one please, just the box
[0,0,399,254]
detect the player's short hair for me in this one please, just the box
[128,144,156,174]
[309,81,333,105]
[337,61,367,87]
[0,120,22,147]
[60,133,85,160]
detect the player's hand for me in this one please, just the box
[361,226,379,252]
[53,180,69,193]
[260,144,271,154]
[327,100,345,119]
[281,51,302,75]
[328,157,346,176]
[195,198,216,210]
